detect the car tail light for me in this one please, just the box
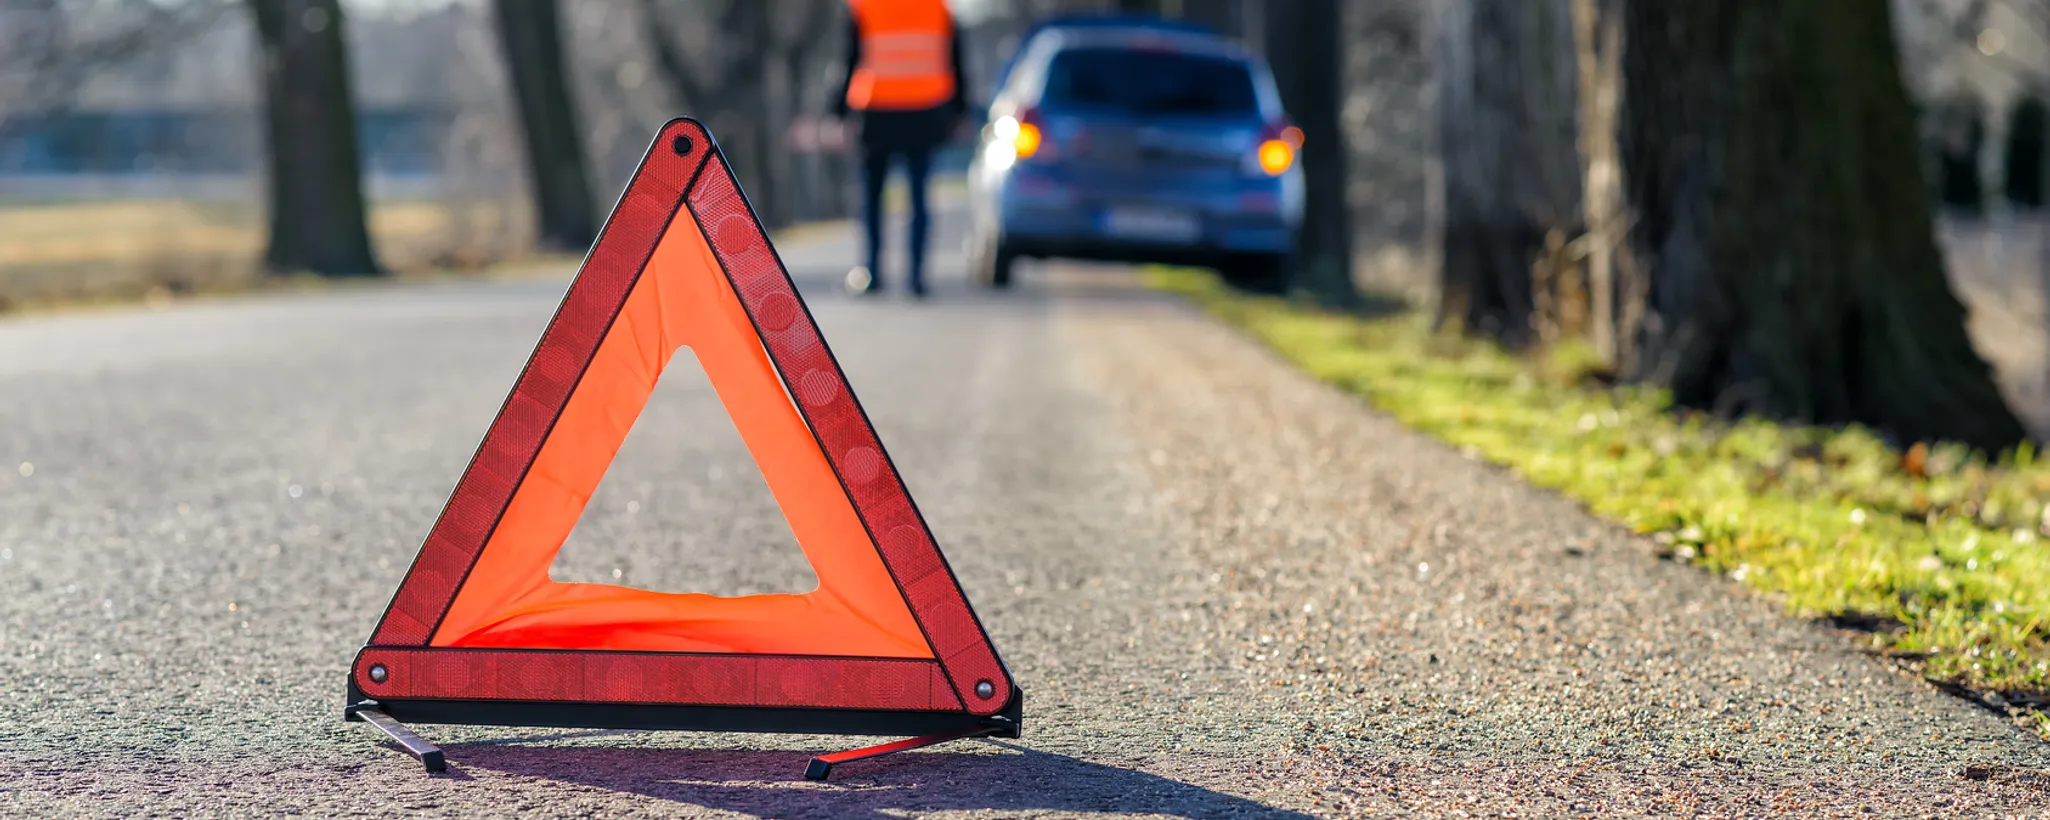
[993,106,1048,161]
[1249,120,1301,176]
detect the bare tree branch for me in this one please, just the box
[0,0,232,131]
[636,0,716,109]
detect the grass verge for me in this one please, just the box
[0,196,547,315]
[1150,268,2050,739]
[0,194,857,317]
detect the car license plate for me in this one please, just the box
[1101,207,1199,243]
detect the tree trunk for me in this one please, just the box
[755,63,793,230]
[732,0,789,229]
[1263,0,1359,306]
[247,0,381,277]
[492,0,598,252]
[1431,0,1581,346]
[1612,0,2025,450]
[1574,0,1630,363]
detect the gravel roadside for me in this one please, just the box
[1062,265,2050,816]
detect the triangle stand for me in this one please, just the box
[341,119,1023,780]
[343,683,1023,778]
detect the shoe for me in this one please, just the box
[908,280,930,300]
[845,266,883,296]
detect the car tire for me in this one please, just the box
[1217,253,1287,295]
[972,230,1017,289]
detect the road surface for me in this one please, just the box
[3,205,2049,818]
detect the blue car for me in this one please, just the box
[965,20,1304,293]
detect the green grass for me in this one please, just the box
[1151,269,2050,737]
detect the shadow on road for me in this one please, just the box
[442,738,1313,818]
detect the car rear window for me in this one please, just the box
[1040,46,1259,117]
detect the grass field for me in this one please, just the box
[0,195,543,312]
[0,180,945,314]
[1154,268,2050,739]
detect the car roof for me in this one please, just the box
[989,13,1229,95]
[1041,27,1253,62]
[996,24,1281,121]
[1019,12,1219,40]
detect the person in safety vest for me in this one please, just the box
[833,0,970,299]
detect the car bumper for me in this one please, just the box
[992,169,1297,258]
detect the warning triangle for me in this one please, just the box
[346,119,1019,776]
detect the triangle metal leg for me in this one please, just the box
[804,725,1000,781]
[351,703,448,772]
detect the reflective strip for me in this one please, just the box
[863,32,947,51]
[864,58,948,78]
[860,32,947,78]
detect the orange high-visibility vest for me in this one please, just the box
[845,0,956,112]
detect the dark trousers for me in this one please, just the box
[859,144,933,290]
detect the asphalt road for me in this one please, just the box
[4,204,2050,818]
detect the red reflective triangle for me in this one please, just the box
[346,120,1018,759]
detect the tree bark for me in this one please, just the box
[1263,0,1359,306]
[1612,0,2025,450]
[492,0,598,252]
[247,0,381,277]
[1431,0,1581,346]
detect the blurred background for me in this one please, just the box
[2,0,1416,302]
[4,0,2050,435]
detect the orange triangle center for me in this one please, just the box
[430,197,926,657]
